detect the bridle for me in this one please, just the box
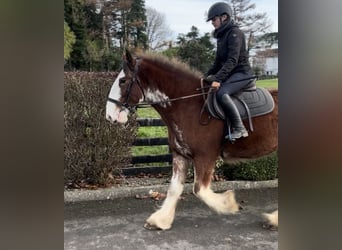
[107,58,216,112]
[107,58,145,113]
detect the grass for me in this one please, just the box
[135,108,166,157]
[256,78,278,88]
[136,107,160,118]
[137,126,167,137]
[134,78,278,156]
[132,145,169,155]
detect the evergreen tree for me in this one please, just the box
[64,0,88,70]
[257,32,278,47]
[64,0,148,71]
[127,0,148,49]
[175,26,215,73]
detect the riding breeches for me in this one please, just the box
[215,72,253,102]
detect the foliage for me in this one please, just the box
[64,20,76,60]
[220,152,278,181]
[64,0,148,71]
[257,32,278,47]
[176,26,215,73]
[162,26,215,74]
[126,0,148,49]
[162,46,179,59]
[64,72,138,186]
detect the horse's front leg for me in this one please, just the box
[144,153,188,230]
[193,155,240,214]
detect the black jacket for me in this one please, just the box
[206,21,251,82]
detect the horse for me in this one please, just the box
[106,50,278,230]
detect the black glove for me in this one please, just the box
[203,75,217,84]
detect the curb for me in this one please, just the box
[64,179,278,203]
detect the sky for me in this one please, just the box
[145,0,278,39]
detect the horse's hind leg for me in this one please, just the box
[193,156,239,214]
[144,153,188,230]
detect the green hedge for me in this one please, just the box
[64,72,138,187]
[220,151,278,181]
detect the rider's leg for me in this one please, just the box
[220,94,248,140]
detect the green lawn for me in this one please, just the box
[256,78,278,88]
[136,107,160,119]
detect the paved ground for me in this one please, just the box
[64,187,278,250]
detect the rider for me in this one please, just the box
[204,2,254,140]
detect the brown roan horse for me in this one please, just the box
[106,50,278,230]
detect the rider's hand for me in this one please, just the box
[211,81,221,89]
[204,75,220,88]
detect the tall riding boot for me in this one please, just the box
[221,94,248,140]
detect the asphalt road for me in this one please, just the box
[64,188,278,250]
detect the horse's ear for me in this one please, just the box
[125,49,135,68]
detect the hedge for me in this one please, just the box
[64,72,138,187]
[220,151,278,181]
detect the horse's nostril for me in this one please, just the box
[107,115,113,123]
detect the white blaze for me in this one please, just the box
[106,70,129,123]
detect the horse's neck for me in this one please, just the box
[147,74,202,126]
[140,60,202,126]
[149,71,198,97]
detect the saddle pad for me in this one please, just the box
[207,87,275,120]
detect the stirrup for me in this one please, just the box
[225,126,248,142]
[225,126,235,142]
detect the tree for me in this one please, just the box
[64,0,87,69]
[100,0,147,49]
[257,32,278,47]
[126,0,148,49]
[64,0,104,70]
[64,0,148,71]
[225,0,272,52]
[174,26,215,73]
[146,7,173,51]
[64,20,76,61]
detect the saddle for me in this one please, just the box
[206,84,275,131]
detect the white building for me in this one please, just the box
[249,42,278,76]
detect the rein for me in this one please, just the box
[135,88,216,108]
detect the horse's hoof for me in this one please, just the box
[262,223,278,231]
[143,222,162,231]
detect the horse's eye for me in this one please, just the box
[119,77,126,86]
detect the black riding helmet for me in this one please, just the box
[206,2,233,22]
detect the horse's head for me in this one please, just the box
[106,50,144,124]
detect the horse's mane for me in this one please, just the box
[136,51,202,79]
